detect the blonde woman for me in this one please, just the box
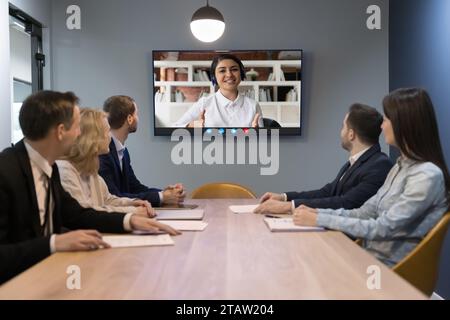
[57,108,161,220]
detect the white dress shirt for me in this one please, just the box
[24,142,56,252]
[173,90,264,128]
[349,147,371,167]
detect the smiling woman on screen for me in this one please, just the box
[174,54,264,128]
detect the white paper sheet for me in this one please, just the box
[155,209,204,220]
[229,205,258,214]
[103,234,174,248]
[264,218,325,232]
[157,220,208,231]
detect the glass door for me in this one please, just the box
[9,7,44,144]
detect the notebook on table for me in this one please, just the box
[156,203,199,210]
[264,218,325,232]
[103,234,174,248]
[155,209,205,220]
[229,205,258,214]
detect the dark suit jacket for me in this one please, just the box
[285,143,393,209]
[0,140,127,284]
[99,140,161,207]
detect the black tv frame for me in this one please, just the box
[152,49,303,136]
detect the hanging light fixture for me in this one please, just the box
[190,0,225,43]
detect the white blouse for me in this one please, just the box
[174,90,264,128]
[56,160,138,214]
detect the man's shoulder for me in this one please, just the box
[369,150,392,165]
[99,150,115,163]
[361,148,393,175]
[0,145,20,166]
[0,145,23,180]
[98,149,118,175]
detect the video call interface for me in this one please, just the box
[153,50,302,135]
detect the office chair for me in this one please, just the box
[262,118,281,128]
[392,212,450,296]
[191,182,257,199]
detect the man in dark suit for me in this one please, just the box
[99,95,185,207]
[254,103,393,214]
[0,91,179,284]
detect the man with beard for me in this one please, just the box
[99,95,185,207]
[254,103,393,215]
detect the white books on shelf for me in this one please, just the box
[175,91,185,102]
[103,234,174,248]
[285,89,297,102]
[194,70,210,81]
[264,218,325,232]
[259,89,267,102]
[202,71,210,81]
[155,209,205,220]
[155,90,166,103]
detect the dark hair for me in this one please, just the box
[383,88,450,203]
[19,90,78,140]
[103,95,136,129]
[346,103,383,145]
[210,54,246,86]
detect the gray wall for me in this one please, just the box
[389,0,450,299]
[50,0,389,196]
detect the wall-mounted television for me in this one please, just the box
[152,50,302,136]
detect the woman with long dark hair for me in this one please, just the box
[294,88,449,267]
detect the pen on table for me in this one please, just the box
[264,214,281,219]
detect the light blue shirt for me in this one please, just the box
[317,157,448,266]
[111,134,125,171]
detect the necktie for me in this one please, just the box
[339,161,351,182]
[42,174,52,236]
[118,148,125,171]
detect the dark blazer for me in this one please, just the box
[0,140,127,284]
[285,143,393,209]
[99,140,161,207]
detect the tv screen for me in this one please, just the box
[152,50,302,136]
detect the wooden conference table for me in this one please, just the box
[0,199,425,299]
